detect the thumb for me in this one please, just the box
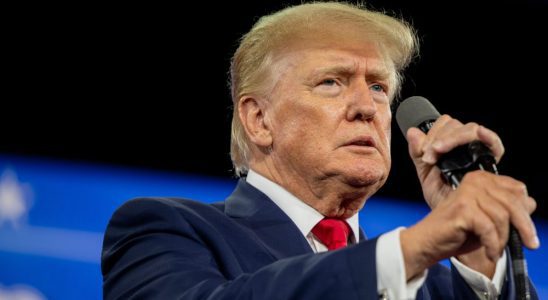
[407,127,426,160]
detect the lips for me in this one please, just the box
[344,136,376,148]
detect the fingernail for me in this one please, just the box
[532,236,540,249]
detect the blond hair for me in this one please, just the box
[229,2,418,177]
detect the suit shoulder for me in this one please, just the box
[115,197,223,215]
[103,197,226,253]
[105,197,226,234]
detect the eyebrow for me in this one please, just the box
[309,65,358,79]
[309,64,392,82]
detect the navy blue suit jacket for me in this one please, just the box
[102,179,537,299]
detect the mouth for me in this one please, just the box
[343,136,377,149]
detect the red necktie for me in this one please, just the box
[311,218,351,250]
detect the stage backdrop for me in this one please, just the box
[0,154,546,299]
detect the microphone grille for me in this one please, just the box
[396,96,441,138]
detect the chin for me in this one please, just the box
[325,207,361,219]
[343,163,387,188]
[345,173,385,188]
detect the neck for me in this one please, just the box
[250,160,375,219]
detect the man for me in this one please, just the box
[102,2,539,299]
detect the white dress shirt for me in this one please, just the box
[246,169,506,299]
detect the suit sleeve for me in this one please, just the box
[101,198,380,300]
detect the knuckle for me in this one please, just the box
[497,174,514,183]
[483,222,496,236]
[466,122,480,131]
[447,119,461,127]
[527,197,537,213]
[498,209,510,223]
[512,182,528,195]
[462,170,487,183]
[496,175,521,191]
[439,114,452,122]
[453,197,468,211]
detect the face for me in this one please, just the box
[264,41,394,196]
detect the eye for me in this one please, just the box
[319,78,338,86]
[369,83,390,103]
[314,78,343,97]
[370,84,385,93]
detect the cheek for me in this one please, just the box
[384,126,391,150]
[279,115,324,147]
[376,114,392,164]
[382,109,392,142]
[273,103,333,153]
[376,112,392,145]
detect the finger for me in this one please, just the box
[459,172,506,260]
[407,114,453,161]
[430,122,481,154]
[421,116,462,164]
[511,209,539,249]
[471,208,503,262]
[477,198,510,252]
[428,123,504,163]
[486,177,540,249]
[525,196,537,215]
[407,127,426,159]
[515,180,538,214]
[492,175,537,214]
[425,114,454,137]
[477,125,505,162]
[416,115,453,163]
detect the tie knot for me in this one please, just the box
[311,218,351,251]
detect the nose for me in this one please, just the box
[346,82,377,122]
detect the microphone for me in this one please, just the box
[395,96,530,300]
[395,96,497,187]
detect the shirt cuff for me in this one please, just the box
[376,227,428,299]
[450,250,507,299]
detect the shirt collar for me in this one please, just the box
[246,169,360,242]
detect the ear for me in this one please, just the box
[238,95,273,148]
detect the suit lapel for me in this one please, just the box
[225,179,313,260]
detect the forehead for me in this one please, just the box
[270,41,393,83]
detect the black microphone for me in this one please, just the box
[395,96,497,187]
[395,96,530,300]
